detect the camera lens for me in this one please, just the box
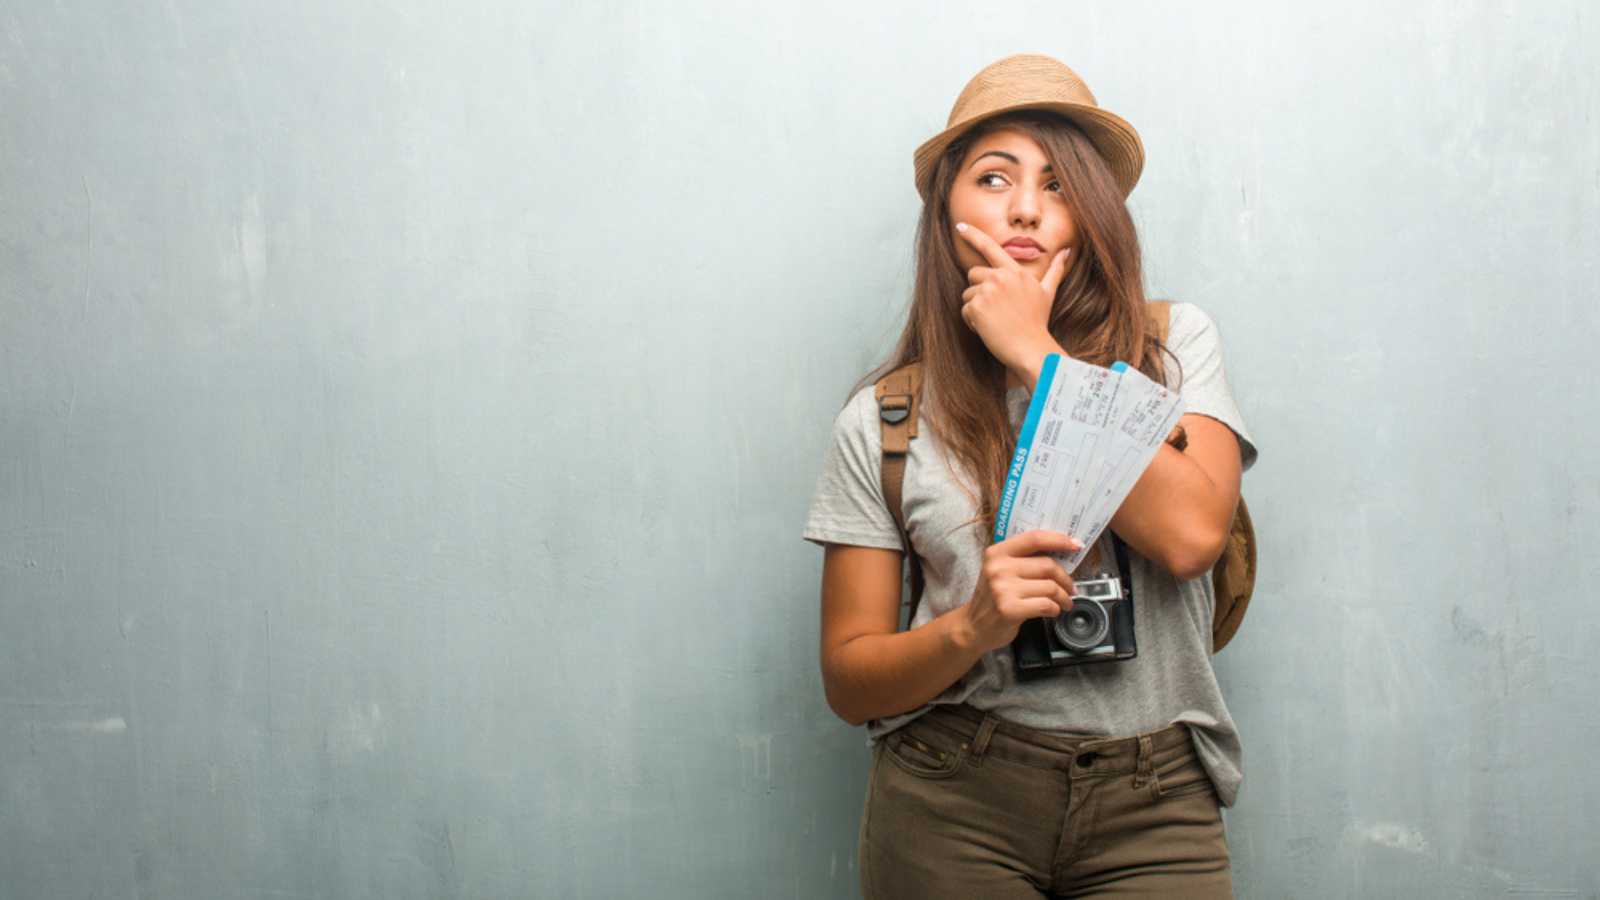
[1052,600,1109,652]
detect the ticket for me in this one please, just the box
[994,355,1184,573]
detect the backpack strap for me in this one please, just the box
[874,363,925,629]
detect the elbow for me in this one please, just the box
[823,684,869,728]
[821,649,870,727]
[1164,524,1228,582]
[830,700,869,728]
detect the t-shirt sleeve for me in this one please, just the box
[1167,303,1259,472]
[802,388,907,551]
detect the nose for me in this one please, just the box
[1009,188,1040,230]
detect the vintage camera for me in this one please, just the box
[1011,538,1137,680]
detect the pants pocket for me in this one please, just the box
[1152,751,1217,800]
[882,720,967,780]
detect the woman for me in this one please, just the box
[801,54,1259,898]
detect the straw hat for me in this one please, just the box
[913,54,1145,202]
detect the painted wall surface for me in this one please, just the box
[3,2,1597,897]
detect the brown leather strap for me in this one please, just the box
[1211,497,1255,652]
[875,363,924,628]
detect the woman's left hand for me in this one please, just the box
[956,221,1070,381]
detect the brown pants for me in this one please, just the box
[858,703,1233,899]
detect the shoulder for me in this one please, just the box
[1154,301,1259,471]
[821,383,887,458]
[1158,300,1239,377]
[804,382,905,549]
[1163,300,1222,348]
[838,383,882,432]
[835,369,917,439]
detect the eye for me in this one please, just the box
[977,172,1008,188]
[1046,180,1062,193]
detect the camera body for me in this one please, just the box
[1011,570,1137,680]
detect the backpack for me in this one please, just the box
[873,300,1258,653]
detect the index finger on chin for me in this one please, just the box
[955,221,1019,270]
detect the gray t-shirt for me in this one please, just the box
[802,301,1259,806]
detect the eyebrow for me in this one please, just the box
[971,150,1053,175]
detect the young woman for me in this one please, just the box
[802,55,1259,898]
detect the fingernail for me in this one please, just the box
[955,222,968,232]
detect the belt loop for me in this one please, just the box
[966,714,999,767]
[1133,734,1155,788]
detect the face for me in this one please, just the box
[946,126,1078,276]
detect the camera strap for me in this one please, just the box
[1111,531,1135,616]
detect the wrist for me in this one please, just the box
[945,604,980,655]
[1008,339,1067,393]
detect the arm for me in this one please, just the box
[950,223,1244,579]
[818,530,1080,727]
[1013,347,1243,582]
[818,544,985,727]
[1105,413,1241,580]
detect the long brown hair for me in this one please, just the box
[848,110,1179,544]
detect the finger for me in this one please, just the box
[966,265,997,285]
[1014,529,1081,556]
[955,221,1020,270]
[1025,564,1076,601]
[1014,557,1076,594]
[1015,578,1074,606]
[1039,247,1071,295]
[962,284,980,303]
[998,529,1081,557]
[1018,591,1073,618]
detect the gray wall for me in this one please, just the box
[2,1,1596,897]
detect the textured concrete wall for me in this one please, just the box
[2,1,1596,897]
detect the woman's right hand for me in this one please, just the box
[959,530,1080,655]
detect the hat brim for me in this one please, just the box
[913,101,1145,202]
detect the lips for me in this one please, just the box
[1002,238,1045,260]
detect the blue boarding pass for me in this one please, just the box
[992,354,1185,572]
